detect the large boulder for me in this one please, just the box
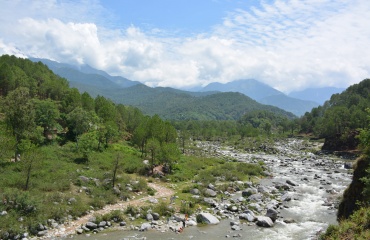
[265,208,278,222]
[85,222,97,230]
[146,213,153,221]
[256,216,274,227]
[140,222,152,231]
[196,212,220,224]
[239,210,256,222]
[204,188,217,197]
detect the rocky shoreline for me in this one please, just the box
[10,138,352,240]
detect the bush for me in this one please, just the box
[125,205,139,216]
[96,210,125,223]
[154,201,175,217]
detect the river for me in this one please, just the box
[69,139,352,240]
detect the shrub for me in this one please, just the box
[154,201,174,217]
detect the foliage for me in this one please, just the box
[320,207,370,240]
[298,79,370,141]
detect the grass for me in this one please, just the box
[320,206,370,240]
[0,141,151,238]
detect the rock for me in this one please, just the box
[233,233,243,238]
[242,188,257,197]
[239,210,256,222]
[230,221,239,226]
[196,212,220,224]
[283,218,295,223]
[256,216,274,227]
[186,220,197,226]
[204,188,217,197]
[37,223,46,231]
[82,225,90,231]
[281,193,292,202]
[152,212,160,220]
[344,162,352,169]
[119,221,126,226]
[0,211,7,216]
[37,230,48,237]
[237,197,245,202]
[146,213,153,221]
[85,222,98,230]
[113,187,121,195]
[249,203,263,213]
[266,208,278,222]
[98,221,107,228]
[76,228,84,234]
[190,188,200,195]
[248,193,263,202]
[257,186,269,193]
[208,183,216,190]
[203,197,217,207]
[274,182,290,190]
[149,198,158,204]
[231,225,240,231]
[79,175,90,183]
[286,179,298,186]
[140,222,152,231]
[230,206,238,212]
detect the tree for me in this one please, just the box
[112,153,121,188]
[66,107,99,148]
[146,137,160,173]
[3,87,35,161]
[21,148,40,191]
[33,98,60,141]
[160,143,180,173]
[78,131,99,161]
[81,92,95,112]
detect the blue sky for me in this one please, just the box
[101,0,261,34]
[0,0,369,93]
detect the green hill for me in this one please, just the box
[29,58,296,120]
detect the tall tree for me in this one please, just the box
[3,87,35,161]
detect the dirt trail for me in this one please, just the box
[46,182,175,238]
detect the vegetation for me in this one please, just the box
[321,109,370,239]
[0,55,270,238]
[297,79,370,149]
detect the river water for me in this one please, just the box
[70,139,352,240]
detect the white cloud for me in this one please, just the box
[0,0,369,92]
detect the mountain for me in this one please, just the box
[202,79,281,100]
[72,83,295,120]
[259,94,319,116]
[288,87,345,105]
[30,58,141,88]
[28,58,295,120]
[201,79,319,116]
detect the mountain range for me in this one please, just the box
[30,58,343,118]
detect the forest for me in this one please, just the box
[0,55,369,239]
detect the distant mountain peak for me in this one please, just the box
[202,79,282,101]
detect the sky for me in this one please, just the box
[0,0,369,93]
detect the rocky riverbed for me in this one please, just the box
[69,138,353,240]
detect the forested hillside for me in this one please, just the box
[0,55,181,237]
[31,58,297,120]
[298,79,370,150]
[0,55,272,238]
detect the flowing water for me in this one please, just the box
[69,139,352,240]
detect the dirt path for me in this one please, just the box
[46,182,175,238]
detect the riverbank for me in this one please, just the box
[65,138,353,240]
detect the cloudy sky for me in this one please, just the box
[0,0,369,93]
